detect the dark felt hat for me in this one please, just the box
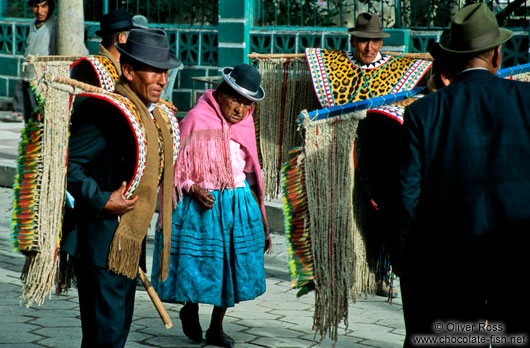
[95,9,136,37]
[348,13,390,39]
[440,3,513,54]
[117,29,181,70]
[222,64,265,102]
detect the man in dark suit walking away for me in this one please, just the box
[63,29,180,348]
[393,3,530,347]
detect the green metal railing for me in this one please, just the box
[4,0,217,25]
[253,0,528,29]
[2,0,528,29]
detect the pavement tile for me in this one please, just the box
[252,336,317,347]
[246,327,306,338]
[32,317,82,327]
[0,176,406,348]
[0,331,42,344]
[258,300,313,311]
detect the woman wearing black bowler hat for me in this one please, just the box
[151,64,270,348]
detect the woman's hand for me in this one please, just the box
[189,184,215,210]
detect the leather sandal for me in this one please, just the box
[179,303,202,343]
[205,329,235,348]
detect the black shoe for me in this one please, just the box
[179,303,202,343]
[205,329,235,348]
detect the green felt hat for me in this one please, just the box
[440,3,513,54]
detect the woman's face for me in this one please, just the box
[217,92,253,124]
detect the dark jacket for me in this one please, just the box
[63,96,137,267]
[396,69,530,272]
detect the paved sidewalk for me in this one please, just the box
[0,113,405,348]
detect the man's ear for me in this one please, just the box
[117,32,128,44]
[121,63,134,82]
[492,45,502,69]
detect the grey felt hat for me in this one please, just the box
[117,29,181,70]
[348,13,390,39]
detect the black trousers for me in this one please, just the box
[75,260,136,348]
[13,79,36,123]
[400,249,530,348]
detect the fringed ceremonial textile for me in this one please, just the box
[305,48,432,108]
[70,55,119,92]
[301,109,366,342]
[254,58,320,199]
[280,147,314,296]
[11,56,78,307]
[506,72,530,82]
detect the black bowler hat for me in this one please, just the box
[117,29,181,70]
[222,64,265,102]
[95,9,136,37]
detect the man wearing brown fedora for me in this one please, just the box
[393,3,530,346]
[348,12,390,66]
[64,28,180,348]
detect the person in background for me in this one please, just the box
[70,9,136,89]
[1,0,57,122]
[349,12,389,66]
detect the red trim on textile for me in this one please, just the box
[368,109,404,125]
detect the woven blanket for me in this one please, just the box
[305,48,432,108]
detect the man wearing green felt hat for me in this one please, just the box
[393,3,530,346]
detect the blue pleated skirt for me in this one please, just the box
[151,182,266,308]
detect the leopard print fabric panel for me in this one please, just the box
[306,48,432,108]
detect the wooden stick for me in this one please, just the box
[248,51,433,60]
[138,268,174,329]
[49,74,106,94]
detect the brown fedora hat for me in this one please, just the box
[348,13,390,39]
[440,3,512,54]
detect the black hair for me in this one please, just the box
[216,81,240,98]
[28,0,55,12]
[101,32,120,49]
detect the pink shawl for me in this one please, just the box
[174,89,268,228]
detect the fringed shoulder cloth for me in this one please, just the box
[174,89,271,246]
